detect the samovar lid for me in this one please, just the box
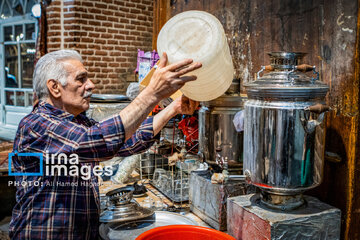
[244,52,329,100]
[202,94,246,108]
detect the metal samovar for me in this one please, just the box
[243,52,329,210]
[198,81,245,174]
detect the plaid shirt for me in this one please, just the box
[9,101,157,239]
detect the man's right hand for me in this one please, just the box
[147,52,202,100]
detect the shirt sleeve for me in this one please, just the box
[26,114,158,162]
[116,117,160,157]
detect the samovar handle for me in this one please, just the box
[295,64,320,83]
[256,65,274,79]
[300,104,330,133]
[305,103,330,114]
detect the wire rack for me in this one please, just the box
[138,120,199,204]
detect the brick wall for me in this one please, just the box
[46,0,153,94]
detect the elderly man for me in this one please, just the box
[9,49,201,239]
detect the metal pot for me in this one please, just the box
[243,52,329,210]
[198,95,245,174]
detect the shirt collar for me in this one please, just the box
[34,100,76,121]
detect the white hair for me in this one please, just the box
[33,49,83,100]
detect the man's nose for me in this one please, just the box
[85,79,95,91]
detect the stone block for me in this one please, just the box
[227,194,341,240]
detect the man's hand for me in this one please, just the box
[147,52,202,100]
[172,95,199,115]
[152,95,199,135]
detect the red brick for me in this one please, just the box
[103,46,114,50]
[89,8,101,14]
[125,36,136,41]
[136,26,146,31]
[95,50,108,56]
[88,56,102,61]
[125,24,136,30]
[89,32,100,38]
[122,52,133,57]
[78,19,88,25]
[74,7,86,13]
[95,3,107,9]
[95,15,107,21]
[137,15,147,21]
[81,37,94,43]
[110,52,122,56]
[94,27,107,33]
[108,28,119,34]
[126,14,137,19]
[100,33,112,38]
[63,0,75,6]
[103,10,114,16]
[94,39,106,44]
[101,68,113,73]
[119,30,129,35]
[82,13,94,19]
[82,1,94,7]
[82,26,94,31]
[108,16,118,22]
[95,62,108,67]
[64,25,80,30]
[108,5,119,11]
[102,22,113,27]
[109,63,120,67]
[88,20,101,26]
[96,73,107,78]
[109,73,118,78]
[107,39,118,45]
[125,2,136,7]
[82,50,94,55]
[130,9,141,14]
[119,41,130,45]
[114,46,126,51]
[142,0,152,5]
[103,57,115,61]
[115,12,126,18]
[113,0,125,6]
[137,4,147,10]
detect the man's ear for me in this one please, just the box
[46,79,61,98]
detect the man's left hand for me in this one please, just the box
[173,95,199,115]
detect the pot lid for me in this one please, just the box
[244,52,329,100]
[203,94,246,108]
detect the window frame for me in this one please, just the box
[0,14,38,125]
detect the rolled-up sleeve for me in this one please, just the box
[31,114,158,162]
[116,117,159,157]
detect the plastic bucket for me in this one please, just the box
[157,11,234,102]
[136,225,236,240]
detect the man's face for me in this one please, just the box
[59,59,95,116]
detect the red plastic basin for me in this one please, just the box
[136,225,236,240]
